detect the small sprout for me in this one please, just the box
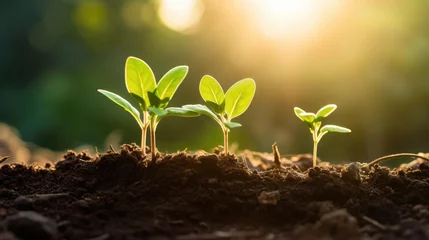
[184,75,256,155]
[98,57,198,159]
[294,104,351,168]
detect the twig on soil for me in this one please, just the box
[109,144,116,153]
[87,234,109,240]
[0,156,10,164]
[25,193,70,200]
[363,216,387,231]
[366,153,429,168]
[272,143,281,168]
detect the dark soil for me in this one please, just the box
[1,144,429,240]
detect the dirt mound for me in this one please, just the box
[1,144,429,239]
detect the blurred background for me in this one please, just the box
[1,0,429,164]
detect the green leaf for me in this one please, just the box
[294,107,306,117]
[125,57,156,109]
[98,89,143,129]
[206,101,225,114]
[165,107,200,117]
[317,124,351,142]
[224,122,242,129]
[224,78,256,121]
[298,112,316,123]
[147,91,162,108]
[147,107,168,117]
[156,66,189,106]
[182,104,223,126]
[316,104,337,119]
[320,125,351,134]
[199,75,225,113]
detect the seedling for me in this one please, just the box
[294,104,351,168]
[184,75,256,155]
[98,57,198,159]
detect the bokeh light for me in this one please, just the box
[157,0,204,32]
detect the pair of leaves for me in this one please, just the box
[183,76,255,130]
[294,104,337,124]
[294,104,351,135]
[98,57,191,128]
[125,57,188,110]
[199,75,256,121]
[200,75,256,122]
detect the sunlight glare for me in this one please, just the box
[158,0,204,32]
[243,0,341,40]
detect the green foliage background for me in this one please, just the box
[1,0,429,162]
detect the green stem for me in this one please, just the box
[150,119,157,162]
[313,140,318,168]
[141,125,147,156]
[224,128,229,155]
[141,111,149,156]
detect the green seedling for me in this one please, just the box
[184,75,256,155]
[294,104,351,168]
[98,57,198,159]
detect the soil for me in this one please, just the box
[1,143,429,240]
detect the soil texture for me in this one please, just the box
[1,144,429,240]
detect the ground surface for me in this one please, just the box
[1,144,429,240]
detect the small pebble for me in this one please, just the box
[208,178,218,184]
[258,190,280,205]
[341,162,361,184]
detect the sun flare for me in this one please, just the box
[241,0,342,40]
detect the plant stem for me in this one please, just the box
[223,128,229,155]
[366,153,429,168]
[150,119,157,162]
[141,111,149,156]
[141,125,147,156]
[313,140,318,168]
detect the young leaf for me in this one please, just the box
[224,122,242,129]
[182,104,223,125]
[298,112,316,123]
[156,66,189,105]
[147,91,162,107]
[98,89,143,128]
[125,57,156,108]
[316,104,337,119]
[165,107,200,117]
[148,107,168,117]
[199,75,225,112]
[294,107,306,117]
[206,101,225,114]
[320,124,351,134]
[224,78,256,121]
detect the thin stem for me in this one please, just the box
[366,153,429,168]
[150,119,157,162]
[312,127,319,168]
[223,128,229,155]
[141,111,149,156]
[313,140,318,168]
[141,125,147,156]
